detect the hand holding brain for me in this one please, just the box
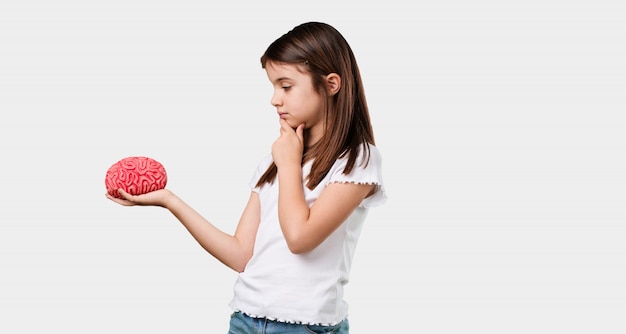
[105,156,167,198]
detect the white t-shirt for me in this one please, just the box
[229,143,387,325]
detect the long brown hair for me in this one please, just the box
[256,22,376,190]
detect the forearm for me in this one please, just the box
[277,164,310,251]
[165,194,251,272]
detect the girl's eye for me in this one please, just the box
[282,86,291,91]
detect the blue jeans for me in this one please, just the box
[228,311,349,334]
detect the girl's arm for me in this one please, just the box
[272,119,376,254]
[106,189,260,272]
[277,166,375,254]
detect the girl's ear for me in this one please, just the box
[325,73,341,96]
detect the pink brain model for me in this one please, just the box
[105,156,167,198]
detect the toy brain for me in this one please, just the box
[105,156,167,198]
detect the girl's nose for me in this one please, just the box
[271,92,281,107]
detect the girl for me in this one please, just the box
[106,21,386,333]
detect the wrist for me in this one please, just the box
[160,189,177,208]
[277,163,302,178]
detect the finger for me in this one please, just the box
[118,188,130,198]
[278,118,292,133]
[117,189,140,202]
[295,123,305,142]
[105,192,135,206]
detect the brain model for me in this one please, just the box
[105,156,167,198]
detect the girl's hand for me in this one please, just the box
[105,188,173,207]
[272,118,304,168]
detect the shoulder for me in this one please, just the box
[256,153,274,171]
[330,143,384,181]
[328,143,386,207]
[364,143,382,166]
[337,142,382,171]
[248,153,274,190]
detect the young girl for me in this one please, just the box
[106,21,386,333]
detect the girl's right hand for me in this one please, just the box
[105,188,173,208]
[272,118,304,169]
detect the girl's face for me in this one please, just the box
[265,61,325,145]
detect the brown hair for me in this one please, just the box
[256,22,376,190]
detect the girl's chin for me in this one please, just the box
[283,119,299,129]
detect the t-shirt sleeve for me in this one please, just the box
[328,144,387,208]
[249,154,274,193]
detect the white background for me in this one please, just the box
[1,1,624,333]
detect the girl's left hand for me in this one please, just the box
[272,118,304,168]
